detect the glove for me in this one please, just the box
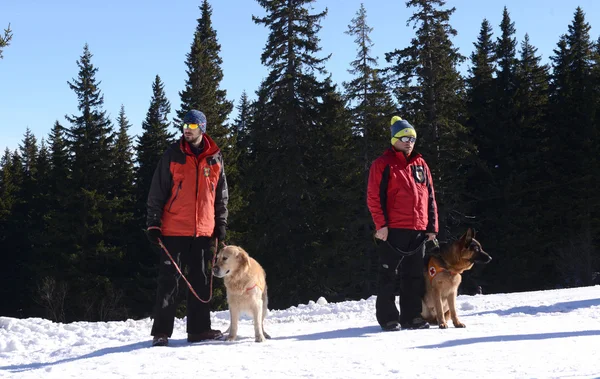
[146,227,162,245]
[213,225,226,241]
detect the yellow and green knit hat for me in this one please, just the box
[390,116,417,144]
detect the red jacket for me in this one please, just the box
[147,135,228,237]
[367,147,438,232]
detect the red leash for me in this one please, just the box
[157,238,223,304]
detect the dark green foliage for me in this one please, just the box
[176,0,233,147]
[132,75,175,316]
[244,0,357,307]
[0,149,23,316]
[385,0,470,238]
[2,3,599,321]
[225,91,254,245]
[172,0,234,311]
[61,44,130,321]
[0,23,12,59]
[543,7,599,288]
[136,75,175,214]
[342,4,397,296]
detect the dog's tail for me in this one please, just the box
[262,284,268,314]
[262,284,271,339]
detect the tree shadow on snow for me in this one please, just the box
[471,298,600,317]
[415,330,600,349]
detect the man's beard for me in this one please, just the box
[184,133,202,145]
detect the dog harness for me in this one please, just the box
[246,283,264,292]
[427,257,457,282]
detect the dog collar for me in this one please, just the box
[428,257,457,281]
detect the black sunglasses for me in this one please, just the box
[399,136,416,143]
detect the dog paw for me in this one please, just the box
[264,332,271,339]
[226,335,237,342]
[255,335,265,343]
[439,323,448,329]
[454,322,466,328]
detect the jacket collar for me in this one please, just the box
[179,134,220,158]
[384,146,421,164]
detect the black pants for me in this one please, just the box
[376,229,426,327]
[151,236,213,337]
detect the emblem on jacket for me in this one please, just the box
[413,166,425,183]
[204,167,210,177]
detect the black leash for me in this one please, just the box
[384,238,439,275]
[385,237,438,257]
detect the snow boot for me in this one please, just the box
[381,320,401,331]
[401,317,430,330]
[152,334,169,347]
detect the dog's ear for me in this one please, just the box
[237,247,250,268]
[461,228,475,248]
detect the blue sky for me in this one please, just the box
[1,0,599,153]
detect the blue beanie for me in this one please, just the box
[183,110,207,133]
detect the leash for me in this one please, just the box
[384,237,439,275]
[157,237,225,304]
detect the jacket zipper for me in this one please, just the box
[194,157,200,237]
[168,181,182,212]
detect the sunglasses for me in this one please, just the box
[399,136,416,143]
[182,123,205,130]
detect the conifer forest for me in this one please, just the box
[1,0,598,322]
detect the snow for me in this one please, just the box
[1,286,599,378]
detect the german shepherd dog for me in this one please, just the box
[421,228,491,328]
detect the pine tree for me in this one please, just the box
[514,35,549,157]
[385,0,469,237]
[0,23,12,59]
[492,7,519,172]
[466,19,496,170]
[0,149,16,224]
[107,105,136,255]
[233,91,253,145]
[136,75,174,216]
[0,149,23,316]
[344,3,396,171]
[37,124,72,321]
[343,3,397,296]
[546,7,598,287]
[225,92,254,244]
[30,139,53,310]
[64,44,124,321]
[112,105,135,201]
[44,121,72,280]
[13,130,40,313]
[133,75,175,316]
[65,44,115,193]
[496,8,518,98]
[176,0,233,147]
[246,0,359,306]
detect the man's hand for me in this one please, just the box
[425,232,437,241]
[146,227,162,245]
[213,225,226,241]
[375,227,388,241]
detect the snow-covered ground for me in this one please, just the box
[1,286,599,378]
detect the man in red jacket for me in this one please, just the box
[367,116,438,331]
[146,109,228,346]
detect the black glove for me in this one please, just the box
[146,227,162,245]
[213,225,226,241]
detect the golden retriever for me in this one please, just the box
[212,245,271,342]
[421,228,491,328]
